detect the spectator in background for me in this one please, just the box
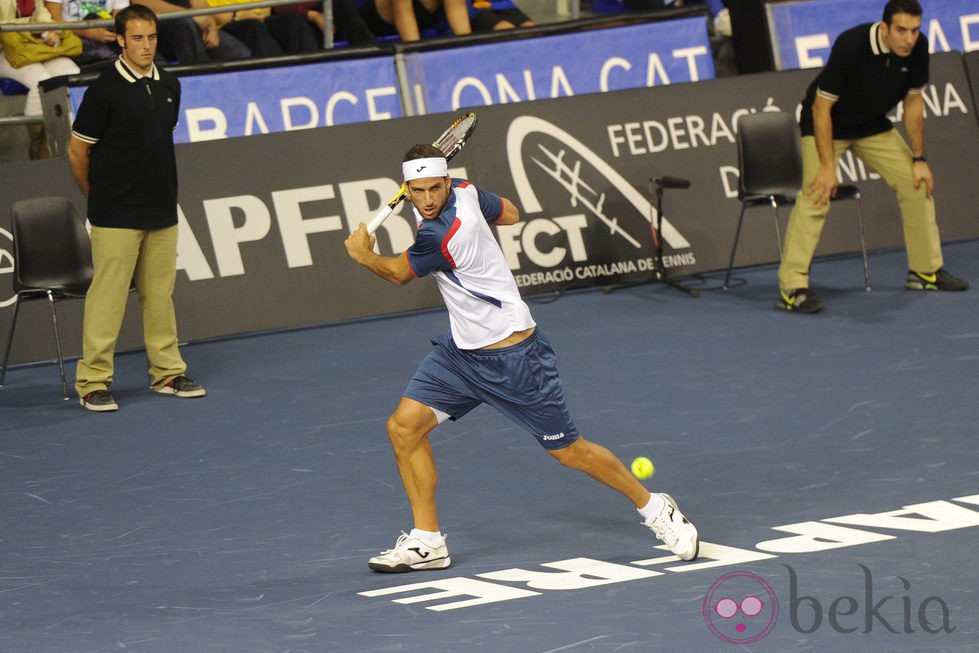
[360,0,471,42]
[467,0,533,32]
[132,0,251,63]
[206,0,320,56]
[272,0,378,47]
[0,0,80,158]
[714,0,774,74]
[621,1,772,76]
[45,0,124,69]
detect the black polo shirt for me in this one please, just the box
[799,21,929,140]
[72,58,181,230]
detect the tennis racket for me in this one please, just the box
[365,112,478,235]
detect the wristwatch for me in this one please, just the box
[912,155,927,163]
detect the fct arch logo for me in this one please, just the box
[1,226,15,308]
[505,115,692,251]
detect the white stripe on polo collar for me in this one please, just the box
[116,56,160,83]
[403,157,448,181]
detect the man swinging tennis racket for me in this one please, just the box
[344,144,700,572]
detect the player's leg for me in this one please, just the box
[369,338,483,572]
[547,437,650,507]
[479,330,700,560]
[547,438,699,561]
[369,387,459,572]
[386,396,441,532]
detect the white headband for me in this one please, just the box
[403,157,448,181]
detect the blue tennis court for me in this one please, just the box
[2,239,977,652]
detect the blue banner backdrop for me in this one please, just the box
[66,17,714,143]
[68,57,404,143]
[404,17,715,114]
[768,0,979,70]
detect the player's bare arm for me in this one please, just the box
[495,198,520,226]
[344,225,414,285]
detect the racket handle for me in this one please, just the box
[367,205,395,235]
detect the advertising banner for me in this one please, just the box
[404,17,715,114]
[966,51,979,126]
[768,0,979,70]
[68,56,404,143]
[4,54,977,366]
[65,17,713,144]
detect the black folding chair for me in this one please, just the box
[723,111,870,291]
[1,197,94,400]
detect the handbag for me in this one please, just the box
[0,29,83,68]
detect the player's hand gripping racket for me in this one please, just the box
[365,112,478,235]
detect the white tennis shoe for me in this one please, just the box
[644,493,700,561]
[368,532,451,573]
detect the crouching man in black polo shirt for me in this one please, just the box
[777,0,968,314]
[68,5,206,411]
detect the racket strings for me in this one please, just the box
[438,123,475,157]
[438,135,461,153]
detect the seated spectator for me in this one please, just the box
[467,0,533,32]
[682,0,774,74]
[719,0,774,74]
[1,0,80,158]
[132,0,252,63]
[272,0,378,48]
[360,0,471,42]
[44,0,123,69]
[207,0,320,56]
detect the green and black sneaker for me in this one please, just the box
[905,269,969,291]
[777,288,824,314]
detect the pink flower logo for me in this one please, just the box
[703,571,779,644]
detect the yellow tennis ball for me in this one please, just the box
[631,456,654,479]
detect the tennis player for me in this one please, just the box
[344,144,700,572]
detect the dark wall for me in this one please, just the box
[2,53,977,366]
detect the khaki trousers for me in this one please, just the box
[75,225,186,396]
[778,130,944,291]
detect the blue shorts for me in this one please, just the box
[404,329,580,450]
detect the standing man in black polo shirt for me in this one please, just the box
[776,0,968,314]
[68,4,206,412]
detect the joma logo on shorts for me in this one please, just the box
[541,433,565,441]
